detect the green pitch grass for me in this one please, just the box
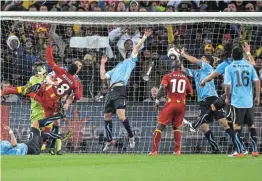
[1,154,262,181]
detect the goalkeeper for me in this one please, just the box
[0,62,72,154]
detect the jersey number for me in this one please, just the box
[171,79,186,93]
[55,78,70,95]
[234,70,250,87]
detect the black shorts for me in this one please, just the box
[26,127,41,155]
[231,106,254,126]
[199,96,225,123]
[213,94,226,111]
[104,86,127,114]
[224,105,233,121]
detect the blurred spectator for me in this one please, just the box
[1,80,19,103]
[235,0,245,11]
[204,44,214,56]
[143,86,165,102]
[116,1,126,12]
[129,0,139,12]
[93,5,102,11]
[245,2,256,11]
[28,5,38,11]
[39,5,49,12]
[225,2,237,12]
[257,0,262,11]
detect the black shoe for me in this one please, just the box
[210,149,221,154]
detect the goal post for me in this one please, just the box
[1,12,262,154]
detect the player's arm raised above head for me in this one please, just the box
[46,39,63,73]
[132,29,153,57]
[180,47,199,64]
[242,42,256,66]
[100,55,109,80]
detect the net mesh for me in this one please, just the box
[1,13,262,154]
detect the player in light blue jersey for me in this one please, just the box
[224,47,260,157]
[100,29,152,152]
[1,112,64,155]
[199,43,256,156]
[180,48,235,154]
[1,125,28,155]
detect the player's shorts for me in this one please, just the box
[231,106,254,126]
[104,86,127,114]
[26,127,41,155]
[198,96,224,123]
[224,105,233,121]
[158,102,185,128]
[213,94,226,111]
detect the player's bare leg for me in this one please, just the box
[173,127,181,156]
[117,109,135,148]
[149,123,166,156]
[103,112,115,152]
[200,123,220,153]
[248,124,259,157]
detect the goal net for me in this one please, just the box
[1,12,262,154]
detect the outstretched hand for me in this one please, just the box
[144,29,152,37]
[101,55,108,64]
[180,47,185,56]
[3,124,11,131]
[242,42,250,53]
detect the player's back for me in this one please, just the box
[164,71,193,103]
[51,70,78,98]
[226,60,257,108]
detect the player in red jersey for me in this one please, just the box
[149,60,193,156]
[27,44,82,120]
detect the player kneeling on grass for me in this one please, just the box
[149,60,193,156]
[0,112,68,155]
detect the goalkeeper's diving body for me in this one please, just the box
[100,29,153,152]
[180,48,236,154]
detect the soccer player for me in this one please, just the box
[198,42,255,156]
[42,60,83,155]
[149,60,193,156]
[1,113,66,155]
[224,47,260,157]
[27,44,82,119]
[180,48,236,153]
[100,29,152,152]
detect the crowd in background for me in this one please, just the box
[1,0,262,12]
[1,1,262,103]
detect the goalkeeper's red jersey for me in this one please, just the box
[46,46,82,100]
[161,71,193,104]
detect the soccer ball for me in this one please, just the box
[168,47,180,61]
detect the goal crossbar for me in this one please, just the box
[1,12,262,25]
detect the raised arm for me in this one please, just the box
[180,47,199,64]
[100,55,108,80]
[3,125,17,147]
[254,80,261,105]
[242,42,256,66]
[133,29,152,57]
[46,40,63,74]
